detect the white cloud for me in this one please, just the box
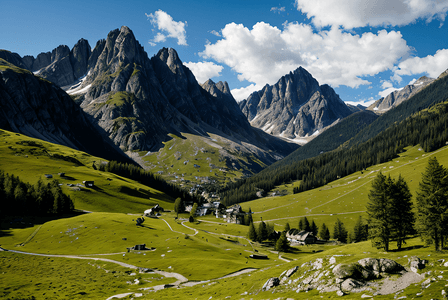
[209,30,221,37]
[183,61,224,83]
[271,6,286,13]
[146,10,187,46]
[230,84,262,102]
[345,98,376,107]
[394,48,448,79]
[295,0,448,29]
[378,81,401,98]
[200,22,410,100]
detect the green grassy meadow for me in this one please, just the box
[2,130,448,299]
[0,129,174,213]
[139,132,268,190]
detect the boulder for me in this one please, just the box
[358,258,380,271]
[262,277,280,291]
[379,258,403,273]
[409,256,426,273]
[341,278,365,293]
[285,266,298,278]
[333,263,362,279]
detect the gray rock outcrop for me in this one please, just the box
[367,76,434,114]
[239,67,353,140]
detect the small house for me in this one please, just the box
[83,181,94,187]
[286,229,317,245]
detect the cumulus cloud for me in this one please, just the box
[394,48,448,79]
[378,81,401,98]
[295,0,448,29]
[183,61,224,83]
[200,22,410,100]
[146,10,187,46]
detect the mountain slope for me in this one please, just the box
[239,67,353,143]
[367,76,434,113]
[0,58,129,163]
[1,26,297,186]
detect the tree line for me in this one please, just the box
[220,98,448,206]
[99,161,202,203]
[0,170,74,216]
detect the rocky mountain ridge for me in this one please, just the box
[0,58,129,162]
[239,67,353,144]
[0,26,298,173]
[367,76,435,113]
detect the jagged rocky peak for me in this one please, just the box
[70,38,91,79]
[240,66,352,142]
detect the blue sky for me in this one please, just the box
[2,0,448,105]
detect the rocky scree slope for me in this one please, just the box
[239,67,353,142]
[0,59,128,162]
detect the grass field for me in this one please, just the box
[2,133,448,299]
[0,129,174,213]
[139,132,268,191]
[240,144,448,232]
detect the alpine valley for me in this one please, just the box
[2,25,448,300]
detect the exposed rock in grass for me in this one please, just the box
[262,277,280,291]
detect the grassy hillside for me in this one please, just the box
[240,144,448,232]
[1,141,447,299]
[138,132,269,192]
[0,129,174,213]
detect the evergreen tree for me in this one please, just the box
[367,172,392,251]
[333,219,347,243]
[257,221,268,242]
[390,175,415,250]
[275,231,289,252]
[311,220,318,236]
[247,222,257,241]
[298,218,304,231]
[353,216,368,243]
[416,157,448,251]
[303,217,311,232]
[266,222,275,240]
[284,222,290,232]
[320,223,330,240]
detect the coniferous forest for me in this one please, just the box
[0,170,74,216]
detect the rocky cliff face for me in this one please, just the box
[0,58,129,162]
[0,26,297,168]
[240,67,353,141]
[67,26,297,161]
[367,76,435,113]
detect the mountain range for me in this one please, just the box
[0,26,298,181]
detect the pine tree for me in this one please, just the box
[390,175,415,250]
[284,222,290,232]
[416,157,448,251]
[247,222,257,241]
[275,231,289,252]
[257,221,268,242]
[311,220,318,236]
[333,219,347,243]
[353,216,368,243]
[367,172,392,251]
[320,223,330,240]
[303,217,311,232]
[298,218,304,231]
